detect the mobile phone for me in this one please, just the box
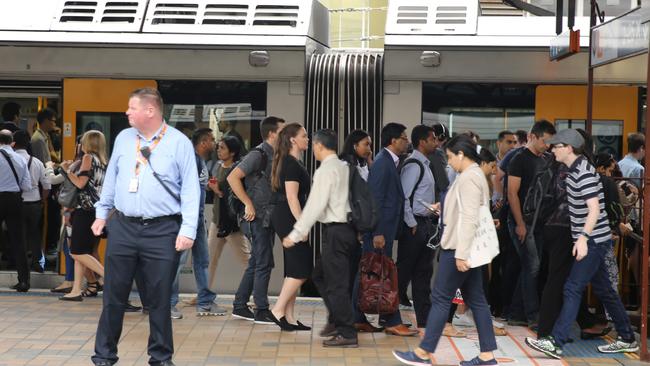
[417,199,437,212]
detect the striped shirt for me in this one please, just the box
[566,156,611,245]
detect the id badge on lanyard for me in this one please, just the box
[132,124,167,192]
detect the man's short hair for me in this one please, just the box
[2,102,20,122]
[431,123,449,142]
[628,133,645,153]
[130,87,164,112]
[530,120,556,138]
[497,130,514,141]
[191,128,213,147]
[260,116,284,140]
[515,130,528,144]
[0,130,13,145]
[12,130,30,150]
[313,129,337,151]
[37,108,56,125]
[411,125,434,149]
[381,122,407,148]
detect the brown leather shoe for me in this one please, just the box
[354,322,384,333]
[384,324,418,337]
[323,335,358,348]
[319,323,337,337]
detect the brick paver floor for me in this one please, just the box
[0,292,644,366]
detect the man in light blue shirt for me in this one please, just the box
[0,129,32,292]
[397,125,438,330]
[618,133,645,189]
[91,88,199,366]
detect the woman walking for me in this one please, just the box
[206,136,251,293]
[270,123,312,331]
[60,130,107,301]
[393,134,498,366]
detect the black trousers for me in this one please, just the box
[397,216,435,327]
[313,223,358,339]
[0,192,29,284]
[93,213,180,365]
[537,225,598,337]
[22,201,43,265]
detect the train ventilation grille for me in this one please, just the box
[396,5,428,25]
[143,0,309,35]
[52,0,147,31]
[151,3,199,25]
[203,4,249,25]
[386,0,478,35]
[253,4,299,27]
[435,5,468,25]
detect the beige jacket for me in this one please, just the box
[440,164,490,260]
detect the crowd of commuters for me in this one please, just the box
[0,92,646,366]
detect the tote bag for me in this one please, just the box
[456,171,499,268]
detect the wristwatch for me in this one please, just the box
[580,231,590,239]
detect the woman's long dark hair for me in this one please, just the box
[271,123,303,192]
[220,136,242,163]
[340,129,370,166]
[444,134,481,163]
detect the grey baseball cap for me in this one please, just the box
[546,128,584,149]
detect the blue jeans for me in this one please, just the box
[551,240,634,346]
[420,250,497,353]
[233,218,275,311]
[170,215,216,309]
[507,215,541,322]
[352,233,403,328]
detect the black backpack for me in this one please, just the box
[227,146,268,220]
[347,163,378,232]
[400,158,425,208]
[522,156,557,228]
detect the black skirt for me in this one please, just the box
[70,209,100,255]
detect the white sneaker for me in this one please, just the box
[452,312,475,328]
[171,306,183,319]
[597,337,639,354]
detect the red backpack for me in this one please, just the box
[358,251,399,315]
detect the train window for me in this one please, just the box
[157,80,267,151]
[76,112,129,157]
[556,119,624,159]
[422,83,536,152]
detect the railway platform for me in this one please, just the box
[0,291,645,366]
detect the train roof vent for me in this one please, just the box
[143,0,313,36]
[51,0,147,31]
[386,0,478,35]
[253,4,299,27]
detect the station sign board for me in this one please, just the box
[591,6,650,67]
[550,29,580,61]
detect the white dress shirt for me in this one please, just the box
[15,149,51,202]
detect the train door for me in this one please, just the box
[60,79,157,273]
[535,85,641,158]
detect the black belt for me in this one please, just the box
[117,211,181,226]
[23,201,42,205]
[323,222,350,228]
[0,191,21,195]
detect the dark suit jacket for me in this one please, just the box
[367,148,404,242]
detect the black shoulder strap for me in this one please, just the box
[402,158,425,209]
[252,146,268,176]
[0,149,20,188]
[28,156,33,170]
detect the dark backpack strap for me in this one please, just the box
[401,159,425,209]
[252,147,268,177]
[0,149,20,189]
[28,156,33,170]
